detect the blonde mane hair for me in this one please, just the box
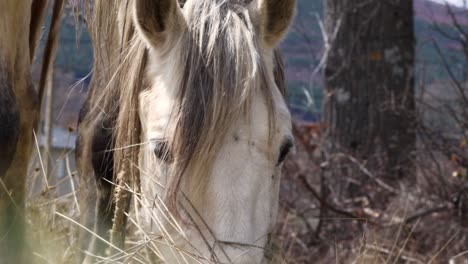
[165,0,279,210]
[84,0,286,214]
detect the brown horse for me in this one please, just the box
[77,0,295,263]
[0,0,64,262]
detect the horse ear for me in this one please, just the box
[259,0,296,47]
[134,0,185,47]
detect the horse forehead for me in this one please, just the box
[254,90,290,126]
[181,0,257,21]
[140,86,290,135]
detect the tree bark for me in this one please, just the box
[323,0,416,185]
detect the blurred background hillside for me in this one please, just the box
[35,0,466,129]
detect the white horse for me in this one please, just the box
[77,0,295,263]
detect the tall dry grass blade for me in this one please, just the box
[449,248,468,263]
[33,252,56,264]
[392,219,421,264]
[92,238,154,264]
[0,178,19,208]
[65,156,80,213]
[124,212,169,263]
[43,61,54,178]
[428,231,461,264]
[54,212,145,264]
[131,193,188,263]
[126,212,211,264]
[385,197,410,263]
[33,130,50,190]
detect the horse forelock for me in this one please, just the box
[165,0,277,210]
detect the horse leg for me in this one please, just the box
[0,5,38,255]
[76,121,98,263]
[0,67,19,180]
[77,113,116,263]
[91,118,117,257]
[0,71,38,263]
[0,65,21,262]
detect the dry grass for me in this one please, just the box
[24,129,468,264]
[26,151,79,263]
[265,123,468,264]
[25,148,291,264]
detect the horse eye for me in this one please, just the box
[277,137,294,166]
[153,139,172,162]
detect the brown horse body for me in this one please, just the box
[0,1,63,262]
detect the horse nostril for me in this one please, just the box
[277,136,294,166]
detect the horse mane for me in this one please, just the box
[84,0,287,216]
[84,0,145,186]
[83,0,146,242]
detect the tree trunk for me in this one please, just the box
[323,0,416,189]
